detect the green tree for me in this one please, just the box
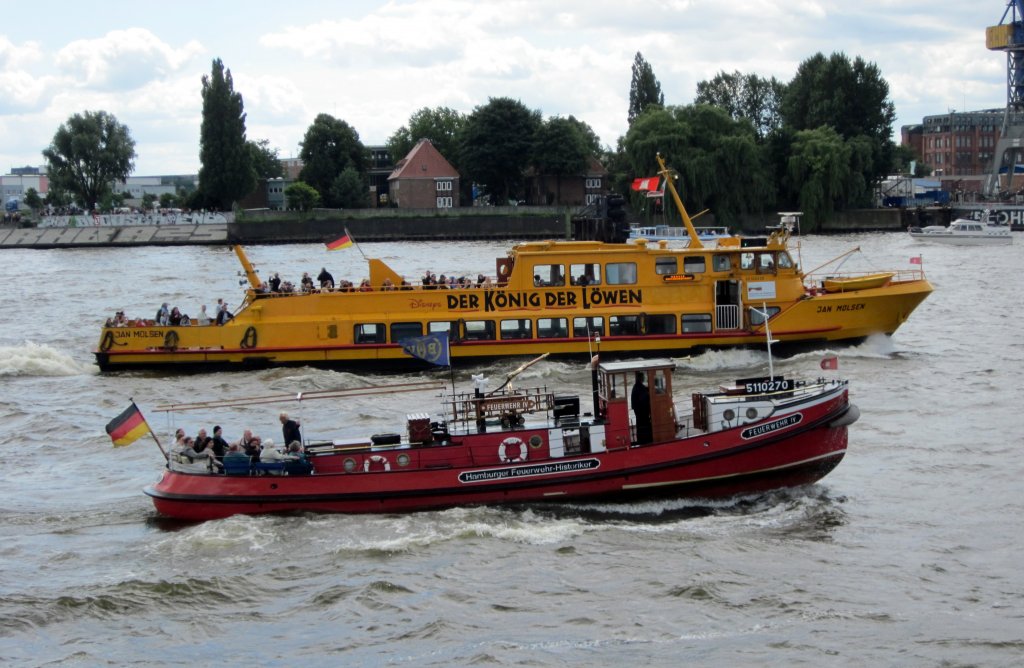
[198,58,256,210]
[782,52,896,189]
[42,110,136,210]
[142,193,158,210]
[299,113,366,207]
[695,71,785,140]
[159,192,178,208]
[532,116,590,204]
[23,187,42,212]
[785,126,851,229]
[387,106,465,165]
[329,167,366,208]
[44,185,73,208]
[628,52,664,125]
[623,105,773,226]
[284,181,320,212]
[458,97,542,204]
[248,138,283,179]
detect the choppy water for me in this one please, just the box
[0,234,1021,666]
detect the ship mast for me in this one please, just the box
[655,153,704,249]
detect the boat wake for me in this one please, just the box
[0,342,95,377]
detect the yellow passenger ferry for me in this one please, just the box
[94,155,933,372]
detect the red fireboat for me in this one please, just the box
[145,358,858,521]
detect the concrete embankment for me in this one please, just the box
[0,206,909,249]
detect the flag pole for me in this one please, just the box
[132,398,169,462]
[346,227,368,261]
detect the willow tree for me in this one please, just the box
[786,126,851,230]
[198,58,255,210]
[623,104,772,226]
[43,110,136,210]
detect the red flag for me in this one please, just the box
[325,233,353,251]
[909,256,922,265]
[631,177,660,192]
[105,402,151,447]
[820,356,838,370]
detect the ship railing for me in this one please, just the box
[715,305,740,330]
[445,388,555,426]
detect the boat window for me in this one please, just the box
[354,323,386,344]
[777,252,794,269]
[570,262,601,285]
[609,315,641,336]
[682,314,712,333]
[532,263,565,287]
[653,369,668,395]
[749,306,780,325]
[712,255,731,272]
[605,262,637,285]
[463,320,496,341]
[390,322,423,343]
[428,321,455,334]
[655,257,678,275]
[537,317,569,338]
[740,252,755,270]
[757,253,776,274]
[602,372,627,400]
[573,316,604,338]
[683,256,706,273]
[500,318,532,339]
[645,314,676,334]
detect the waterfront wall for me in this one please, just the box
[0,207,909,249]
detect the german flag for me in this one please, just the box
[325,233,353,251]
[105,402,151,447]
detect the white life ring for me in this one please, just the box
[364,454,391,472]
[498,436,527,463]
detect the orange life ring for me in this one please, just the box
[498,436,526,463]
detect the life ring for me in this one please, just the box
[498,436,527,463]
[163,330,179,350]
[99,330,115,352]
[240,326,258,349]
[364,454,391,472]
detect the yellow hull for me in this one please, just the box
[95,239,933,372]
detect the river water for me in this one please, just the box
[0,234,1021,666]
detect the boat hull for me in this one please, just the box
[145,394,853,521]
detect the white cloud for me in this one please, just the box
[54,28,204,91]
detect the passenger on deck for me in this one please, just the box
[269,273,282,292]
[193,428,211,453]
[196,305,211,326]
[211,425,229,465]
[359,278,372,292]
[156,303,170,325]
[173,428,187,448]
[169,307,182,326]
[301,272,315,292]
[381,278,395,291]
[280,412,302,446]
[317,267,335,289]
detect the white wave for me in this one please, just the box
[0,341,95,377]
[674,348,768,372]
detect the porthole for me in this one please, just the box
[397,453,411,467]
[529,435,543,448]
[746,407,758,419]
[343,458,357,472]
[723,409,735,421]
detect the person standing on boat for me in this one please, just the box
[631,372,653,445]
[317,267,334,289]
[211,425,229,466]
[196,305,211,326]
[280,412,301,448]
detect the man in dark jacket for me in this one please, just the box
[280,412,302,448]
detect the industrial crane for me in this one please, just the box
[985,0,1024,196]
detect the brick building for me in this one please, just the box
[387,139,460,209]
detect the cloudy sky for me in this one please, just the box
[0,1,1005,176]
